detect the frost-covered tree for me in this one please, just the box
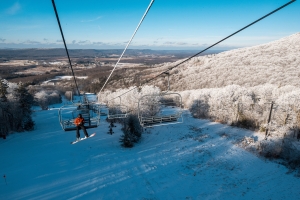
[139,95,161,117]
[34,90,62,110]
[99,85,161,115]
[35,90,48,110]
[190,99,210,119]
[142,33,300,91]
[65,91,73,101]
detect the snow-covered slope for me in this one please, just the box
[156,32,300,90]
[1,101,300,199]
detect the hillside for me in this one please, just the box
[1,100,300,199]
[146,32,300,91]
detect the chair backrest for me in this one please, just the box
[138,92,183,127]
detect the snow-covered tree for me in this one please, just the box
[98,85,161,115]
[34,90,62,110]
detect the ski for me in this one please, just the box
[70,133,96,144]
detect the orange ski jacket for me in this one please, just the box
[74,117,84,126]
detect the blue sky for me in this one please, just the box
[0,0,299,50]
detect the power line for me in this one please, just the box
[51,0,81,101]
[99,0,155,94]
[106,0,296,102]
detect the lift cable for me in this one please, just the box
[99,0,155,94]
[52,0,82,101]
[106,0,296,102]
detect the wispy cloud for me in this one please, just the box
[23,40,41,44]
[177,42,188,46]
[0,38,6,42]
[80,16,102,23]
[163,41,176,45]
[6,2,21,15]
[93,42,105,45]
[78,40,91,44]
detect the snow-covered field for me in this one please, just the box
[1,101,300,199]
[42,76,88,84]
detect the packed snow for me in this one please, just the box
[1,99,300,199]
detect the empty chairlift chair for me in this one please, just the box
[107,105,128,119]
[138,92,183,127]
[107,96,128,119]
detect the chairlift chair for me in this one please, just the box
[58,100,101,131]
[138,72,183,127]
[138,92,183,128]
[107,96,128,119]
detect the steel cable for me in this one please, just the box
[107,0,296,102]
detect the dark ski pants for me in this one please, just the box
[76,125,89,138]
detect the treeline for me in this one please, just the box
[181,84,300,167]
[100,84,300,167]
[0,79,34,138]
[33,90,62,110]
[75,66,147,93]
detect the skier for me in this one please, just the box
[74,114,89,141]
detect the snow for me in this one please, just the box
[159,106,181,116]
[1,100,300,199]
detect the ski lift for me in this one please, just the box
[138,72,183,127]
[138,92,183,127]
[51,2,103,132]
[107,96,128,119]
[58,94,101,131]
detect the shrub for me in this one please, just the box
[35,90,62,109]
[190,99,210,119]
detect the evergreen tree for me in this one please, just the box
[120,115,142,147]
[0,78,8,102]
[13,82,35,131]
[0,78,10,138]
[126,115,142,142]
[119,131,133,148]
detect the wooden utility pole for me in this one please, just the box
[265,101,274,139]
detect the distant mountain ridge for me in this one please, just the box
[158,32,300,90]
[0,48,222,60]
